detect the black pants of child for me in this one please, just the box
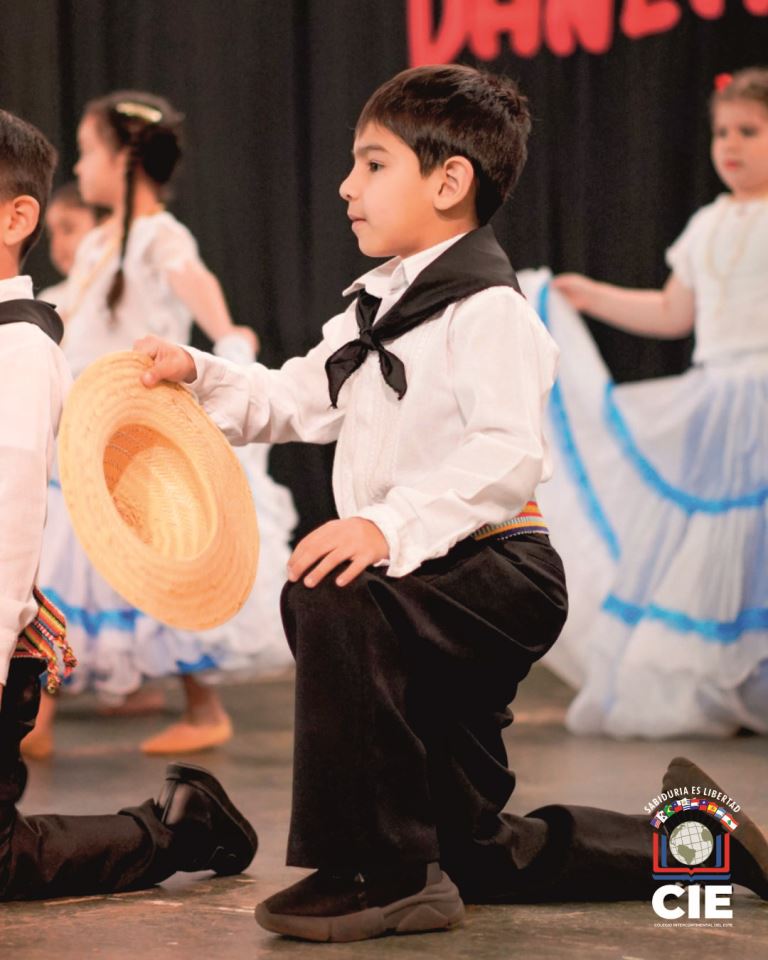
[282,534,657,902]
[0,658,175,900]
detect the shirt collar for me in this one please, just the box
[342,233,468,299]
[0,275,33,304]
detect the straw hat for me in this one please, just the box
[58,351,259,630]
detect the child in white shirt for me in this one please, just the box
[135,65,768,942]
[0,106,256,901]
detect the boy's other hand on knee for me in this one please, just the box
[288,518,389,588]
[134,335,197,387]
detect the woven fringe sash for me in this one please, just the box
[13,587,77,692]
[472,501,549,541]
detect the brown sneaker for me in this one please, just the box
[255,861,465,942]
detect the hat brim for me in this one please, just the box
[58,351,259,630]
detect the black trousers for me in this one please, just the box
[0,659,175,901]
[282,534,657,902]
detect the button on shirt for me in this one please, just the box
[187,234,559,577]
[0,275,72,684]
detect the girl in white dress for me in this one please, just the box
[34,91,297,756]
[519,67,768,739]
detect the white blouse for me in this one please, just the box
[58,211,200,376]
[187,235,559,578]
[0,276,71,684]
[666,195,768,365]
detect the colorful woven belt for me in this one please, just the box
[472,500,549,541]
[13,587,77,692]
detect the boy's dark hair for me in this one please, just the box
[83,90,184,312]
[0,109,58,260]
[356,65,531,224]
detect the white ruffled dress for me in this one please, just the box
[39,212,297,701]
[518,195,768,738]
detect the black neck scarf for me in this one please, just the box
[0,299,64,344]
[325,225,521,407]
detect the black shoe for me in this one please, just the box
[254,861,464,942]
[157,761,258,875]
[663,756,768,900]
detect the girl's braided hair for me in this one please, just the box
[84,91,183,312]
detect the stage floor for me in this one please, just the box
[3,666,766,959]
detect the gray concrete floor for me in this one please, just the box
[1,666,766,959]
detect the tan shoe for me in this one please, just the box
[140,716,233,755]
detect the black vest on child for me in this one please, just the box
[0,299,63,344]
[325,225,522,407]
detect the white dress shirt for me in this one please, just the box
[0,275,72,684]
[187,234,559,577]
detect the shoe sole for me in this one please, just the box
[254,871,465,942]
[165,761,258,875]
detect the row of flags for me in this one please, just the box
[650,797,739,831]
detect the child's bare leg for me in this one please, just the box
[20,688,56,760]
[140,675,232,755]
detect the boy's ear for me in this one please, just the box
[433,156,476,213]
[0,195,41,249]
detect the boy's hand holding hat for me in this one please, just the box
[135,334,197,386]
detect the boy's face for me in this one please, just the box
[339,123,447,259]
[74,114,125,209]
[46,201,97,276]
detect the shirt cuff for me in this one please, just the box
[354,505,404,574]
[353,504,455,579]
[184,345,228,397]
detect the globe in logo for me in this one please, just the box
[669,821,714,866]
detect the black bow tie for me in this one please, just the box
[324,226,521,408]
[324,290,407,408]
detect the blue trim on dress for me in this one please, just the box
[603,382,768,513]
[536,280,767,644]
[537,282,620,560]
[603,593,768,643]
[44,588,140,637]
[176,653,219,674]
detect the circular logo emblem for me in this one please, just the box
[669,820,714,865]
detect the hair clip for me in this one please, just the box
[114,101,163,124]
[714,73,733,92]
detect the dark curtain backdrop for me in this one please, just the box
[1,1,766,539]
